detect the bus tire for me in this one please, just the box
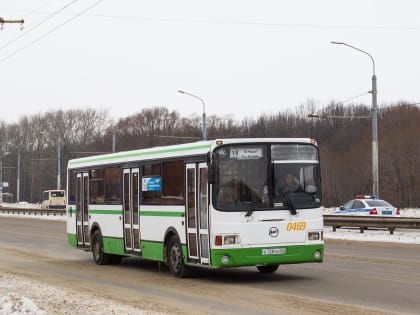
[92,230,113,265]
[167,235,189,278]
[257,264,279,273]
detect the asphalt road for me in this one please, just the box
[1,217,419,314]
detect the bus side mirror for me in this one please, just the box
[208,162,216,184]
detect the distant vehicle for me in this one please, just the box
[41,190,66,209]
[333,195,400,216]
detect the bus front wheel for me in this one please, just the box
[92,230,113,265]
[167,236,189,278]
[257,264,279,273]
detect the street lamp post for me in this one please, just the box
[331,41,379,197]
[112,128,116,153]
[177,90,207,141]
[7,143,21,202]
[57,137,61,190]
[0,151,11,204]
[39,131,62,190]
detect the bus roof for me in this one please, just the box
[67,138,316,169]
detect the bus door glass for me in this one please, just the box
[198,163,210,264]
[76,172,90,247]
[123,168,140,253]
[186,163,210,264]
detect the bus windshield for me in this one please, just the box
[213,143,321,211]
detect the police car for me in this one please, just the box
[333,195,400,216]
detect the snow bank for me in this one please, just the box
[0,293,46,315]
[0,273,162,315]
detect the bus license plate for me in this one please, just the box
[262,248,286,255]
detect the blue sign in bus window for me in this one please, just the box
[142,176,162,191]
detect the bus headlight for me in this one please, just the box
[308,232,320,241]
[215,234,240,246]
[314,250,322,260]
[224,234,239,245]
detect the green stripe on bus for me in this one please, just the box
[140,241,188,262]
[68,144,210,166]
[211,244,324,268]
[141,240,164,261]
[89,210,123,215]
[68,234,77,248]
[103,237,125,255]
[140,211,184,217]
[68,208,76,215]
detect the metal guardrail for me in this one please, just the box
[1,209,420,235]
[324,215,420,234]
[0,207,66,217]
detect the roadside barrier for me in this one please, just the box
[0,207,66,217]
[1,208,419,234]
[324,215,420,234]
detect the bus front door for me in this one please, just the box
[186,163,210,265]
[123,168,141,253]
[76,172,90,248]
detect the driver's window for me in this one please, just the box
[352,200,363,209]
[343,200,354,209]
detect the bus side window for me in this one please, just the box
[105,167,121,204]
[162,160,184,205]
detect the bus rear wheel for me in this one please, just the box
[92,230,113,265]
[257,264,279,273]
[167,236,190,278]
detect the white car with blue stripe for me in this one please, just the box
[334,195,400,216]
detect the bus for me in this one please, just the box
[41,190,66,209]
[66,138,323,277]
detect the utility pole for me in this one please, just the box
[57,138,61,190]
[331,41,379,197]
[0,17,24,30]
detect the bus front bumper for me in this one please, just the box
[210,244,323,268]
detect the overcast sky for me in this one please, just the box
[0,0,419,123]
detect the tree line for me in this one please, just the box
[0,102,419,208]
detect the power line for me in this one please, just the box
[334,91,371,106]
[1,9,420,31]
[21,0,57,19]
[0,0,105,64]
[0,0,78,53]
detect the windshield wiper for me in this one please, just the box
[273,178,297,215]
[278,187,297,215]
[240,201,257,217]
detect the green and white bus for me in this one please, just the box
[66,138,324,277]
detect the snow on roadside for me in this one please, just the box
[323,207,420,245]
[0,273,162,315]
[0,293,45,315]
[0,203,41,209]
[324,226,420,244]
